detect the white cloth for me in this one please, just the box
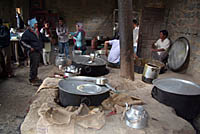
[154,38,170,55]
[108,39,120,63]
[133,26,139,47]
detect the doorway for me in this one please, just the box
[138,7,165,58]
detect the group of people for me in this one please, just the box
[21,17,86,86]
[56,17,86,58]
[0,16,170,86]
[103,19,170,68]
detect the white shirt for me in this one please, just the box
[154,38,170,55]
[133,26,139,47]
[108,39,120,63]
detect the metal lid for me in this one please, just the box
[72,55,107,66]
[152,78,200,96]
[58,79,109,95]
[168,37,190,71]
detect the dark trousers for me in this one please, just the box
[0,46,12,76]
[29,51,41,81]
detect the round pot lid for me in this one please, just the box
[168,37,190,71]
[58,79,109,95]
[72,55,107,66]
[152,78,200,96]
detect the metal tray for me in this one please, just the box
[77,84,102,94]
[59,79,109,95]
[152,78,200,95]
[168,37,190,71]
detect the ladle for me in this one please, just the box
[96,78,119,93]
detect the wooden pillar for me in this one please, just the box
[118,0,134,80]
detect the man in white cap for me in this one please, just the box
[21,17,49,86]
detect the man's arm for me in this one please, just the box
[104,41,110,56]
[152,39,165,52]
[56,27,65,36]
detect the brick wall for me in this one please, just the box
[166,0,200,78]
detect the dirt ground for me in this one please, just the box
[0,65,55,134]
[0,56,199,134]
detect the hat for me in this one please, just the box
[76,22,83,29]
[28,17,38,28]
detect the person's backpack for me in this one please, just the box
[0,25,10,48]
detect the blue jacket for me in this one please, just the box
[21,28,49,51]
[70,30,85,48]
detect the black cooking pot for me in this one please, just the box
[72,55,108,77]
[152,78,200,120]
[58,79,110,107]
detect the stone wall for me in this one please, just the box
[166,0,200,78]
[45,0,117,38]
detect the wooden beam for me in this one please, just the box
[118,0,134,80]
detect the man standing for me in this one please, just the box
[0,18,13,78]
[21,18,49,86]
[56,17,69,57]
[132,19,139,56]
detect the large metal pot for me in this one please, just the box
[58,79,110,107]
[142,63,160,84]
[152,78,200,121]
[72,55,108,77]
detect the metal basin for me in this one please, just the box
[152,78,200,120]
[58,79,110,106]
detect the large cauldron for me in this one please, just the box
[72,55,108,77]
[152,78,200,121]
[58,79,110,107]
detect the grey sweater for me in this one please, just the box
[56,24,68,43]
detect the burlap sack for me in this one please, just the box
[36,103,106,134]
[102,93,143,113]
[37,77,61,93]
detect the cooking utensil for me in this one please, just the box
[96,78,118,93]
[58,79,110,106]
[125,103,148,129]
[64,72,78,77]
[77,84,102,94]
[152,78,200,120]
[72,50,82,57]
[168,37,190,71]
[55,54,67,67]
[142,63,160,84]
[65,65,81,74]
[72,55,107,77]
